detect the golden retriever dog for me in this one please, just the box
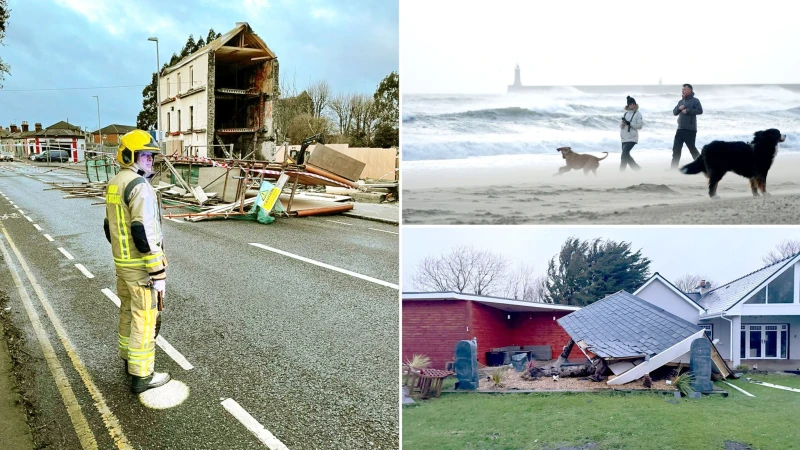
[555,147,608,176]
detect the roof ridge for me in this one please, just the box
[708,251,799,293]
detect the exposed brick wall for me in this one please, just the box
[510,311,584,360]
[403,299,585,368]
[402,300,467,368]
[469,301,515,364]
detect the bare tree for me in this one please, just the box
[504,264,549,302]
[673,274,717,293]
[762,239,800,265]
[411,246,510,296]
[307,80,331,118]
[328,93,353,135]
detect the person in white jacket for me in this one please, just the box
[620,96,643,171]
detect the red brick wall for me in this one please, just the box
[510,311,584,360]
[469,301,515,364]
[402,300,467,368]
[403,299,585,368]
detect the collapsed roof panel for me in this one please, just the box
[557,291,702,359]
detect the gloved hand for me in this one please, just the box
[153,279,166,295]
[623,119,631,126]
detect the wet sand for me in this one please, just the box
[402,153,800,224]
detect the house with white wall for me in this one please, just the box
[635,253,800,368]
[159,22,278,160]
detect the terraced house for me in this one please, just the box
[159,22,278,160]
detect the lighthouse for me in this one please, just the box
[513,64,522,87]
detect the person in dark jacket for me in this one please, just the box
[671,83,703,169]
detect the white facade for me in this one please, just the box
[161,53,210,156]
[636,259,800,367]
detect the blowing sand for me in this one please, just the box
[402,152,800,224]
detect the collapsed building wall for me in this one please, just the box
[210,27,278,160]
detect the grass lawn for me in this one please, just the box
[402,374,800,449]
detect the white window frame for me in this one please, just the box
[700,324,713,340]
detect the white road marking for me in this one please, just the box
[101,288,121,307]
[167,218,187,224]
[58,247,75,260]
[33,224,42,231]
[325,220,352,226]
[44,234,54,242]
[221,398,289,449]
[746,378,800,393]
[249,243,399,289]
[369,228,399,235]
[101,288,194,370]
[75,264,94,279]
[24,215,32,222]
[155,336,194,370]
[722,381,755,397]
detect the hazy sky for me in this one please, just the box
[402,227,800,292]
[401,0,800,93]
[0,0,397,131]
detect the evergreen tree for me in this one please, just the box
[371,71,398,148]
[545,237,651,306]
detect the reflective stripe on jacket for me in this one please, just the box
[104,168,166,280]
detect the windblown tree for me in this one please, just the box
[371,71,399,148]
[762,239,800,265]
[673,274,717,293]
[544,237,651,306]
[412,245,510,296]
[0,0,11,88]
[136,30,221,130]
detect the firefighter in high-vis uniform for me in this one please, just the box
[103,129,171,394]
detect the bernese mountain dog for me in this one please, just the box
[680,128,786,198]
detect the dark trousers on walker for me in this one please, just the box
[671,129,700,168]
[621,141,640,171]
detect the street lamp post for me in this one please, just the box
[92,95,101,151]
[148,37,161,153]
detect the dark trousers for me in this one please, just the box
[672,129,700,168]
[620,141,640,171]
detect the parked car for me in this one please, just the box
[0,151,13,162]
[32,150,71,162]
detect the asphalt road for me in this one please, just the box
[0,161,399,449]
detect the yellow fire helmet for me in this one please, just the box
[117,129,159,167]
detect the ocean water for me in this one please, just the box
[402,85,800,166]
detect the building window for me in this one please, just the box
[177,73,181,94]
[178,110,181,132]
[700,324,713,340]
[167,112,170,133]
[745,265,795,304]
[190,66,194,88]
[190,106,194,131]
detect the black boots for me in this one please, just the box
[131,372,171,394]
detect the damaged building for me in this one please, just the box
[160,22,279,160]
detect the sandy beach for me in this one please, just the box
[402,152,800,224]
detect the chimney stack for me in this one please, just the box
[21,121,29,132]
[9,123,18,133]
[35,122,43,132]
[699,280,712,296]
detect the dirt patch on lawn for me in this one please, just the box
[478,366,677,391]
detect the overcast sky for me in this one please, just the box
[401,0,800,93]
[0,0,397,131]
[402,227,800,292]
